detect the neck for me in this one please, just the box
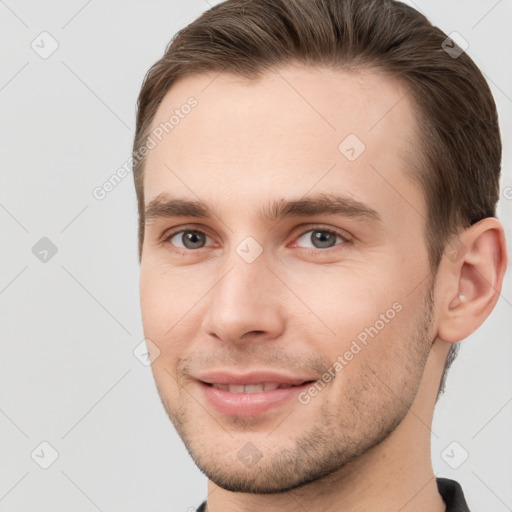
[204,338,450,512]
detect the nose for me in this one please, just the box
[200,255,286,344]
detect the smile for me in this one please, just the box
[199,380,316,416]
[210,382,307,393]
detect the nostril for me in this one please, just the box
[241,330,265,339]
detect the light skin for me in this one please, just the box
[138,65,507,512]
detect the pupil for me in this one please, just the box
[183,231,205,249]
[312,230,335,248]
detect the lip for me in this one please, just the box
[195,370,317,416]
[195,370,316,386]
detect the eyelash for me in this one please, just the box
[160,225,352,256]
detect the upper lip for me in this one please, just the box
[196,370,317,386]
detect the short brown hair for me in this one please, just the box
[132,0,502,396]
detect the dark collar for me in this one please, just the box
[437,477,471,511]
[196,477,470,511]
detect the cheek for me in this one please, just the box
[140,271,169,340]
[139,266,199,354]
[139,271,193,402]
[286,264,402,336]
[318,303,422,424]
[289,265,416,378]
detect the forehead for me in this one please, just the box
[143,65,424,228]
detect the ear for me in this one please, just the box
[437,217,508,343]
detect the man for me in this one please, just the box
[132,0,508,510]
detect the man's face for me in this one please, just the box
[139,66,437,492]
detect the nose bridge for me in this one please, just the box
[221,253,269,306]
[202,248,285,342]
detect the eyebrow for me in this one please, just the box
[144,192,383,226]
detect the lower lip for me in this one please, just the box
[198,381,315,416]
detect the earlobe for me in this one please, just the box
[437,218,508,344]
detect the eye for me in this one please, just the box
[293,227,349,249]
[165,229,213,250]
[161,225,351,255]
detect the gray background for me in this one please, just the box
[1,1,511,511]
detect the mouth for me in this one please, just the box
[204,381,315,392]
[198,379,317,416]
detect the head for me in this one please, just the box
[133,0,506,495]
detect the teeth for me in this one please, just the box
[211,382,296,393]
[211,383,230,391]
[245,384,264,393]
[228,384,245,393]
